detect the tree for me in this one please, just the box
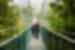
[48,0,75,33]
[0,0,20,42]
[48,0,73,50]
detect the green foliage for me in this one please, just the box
[0,0,20,42]
[48,0,75,33]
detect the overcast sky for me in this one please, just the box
[13,0,50,15]
[13,0,44,7]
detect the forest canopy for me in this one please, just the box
[48,0,75,33]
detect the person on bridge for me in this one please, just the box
[31,16,40,39]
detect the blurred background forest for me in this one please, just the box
[0,0,74,50]
[0,0,49,44]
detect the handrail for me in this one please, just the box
[45,26,75,44]
[0,27,30,47]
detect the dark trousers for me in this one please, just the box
[31,24,40,38]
